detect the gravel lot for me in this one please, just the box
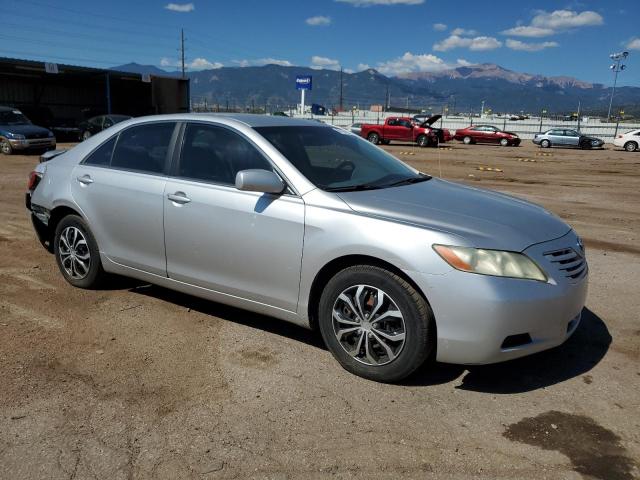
[1,141,639,479]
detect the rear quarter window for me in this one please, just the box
[83,137,116,166]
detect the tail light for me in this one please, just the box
[27,171,43,191]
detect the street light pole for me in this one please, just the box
[607,51,629,120]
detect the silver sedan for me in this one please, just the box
[27,114,588,382]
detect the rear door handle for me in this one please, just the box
[77,174,94,185]
[167,192,191,204]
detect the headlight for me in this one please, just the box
[48,131,54,138]
[6,132,26,140]
[433,244,547,282]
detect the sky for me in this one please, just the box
[2,0,639,86]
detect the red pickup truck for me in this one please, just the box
[359,115,448,147]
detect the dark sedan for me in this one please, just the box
[533,129,604,149]
[453,125,521,146]
[78,114,132,141]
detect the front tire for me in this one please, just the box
[500,138,509,147]
[367,132,380,145]
[54,215,106,289]
[540,139,551,148]
[624,141,638,152]
[81,130,92,141]
[1,138,13,155]
[417,135,429,148]
[318,265,433,382]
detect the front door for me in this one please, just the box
[163,122,305,312]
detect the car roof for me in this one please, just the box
[123,113,325,128]
[0,106,19,112]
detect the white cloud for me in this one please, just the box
[306,15,331,26]
[500,26,555,38]
[456,58,473,67]
[164,3,194,12]
[625,38,640,50]
[311,55,341,70]
[433,35,502,52]
[343,68,355,74]
[433,23,447,31]
[506,39,559,52]
[372,52,473,76]
[233,58,293,67]
[451,27,477,36]
[356,63,371,71]
[160,56,222,70]
[531,9,603,29]
[502,10,603,37]
[335,0,423,6]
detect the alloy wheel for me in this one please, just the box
[58,226,91,279]
[332,284,406,366]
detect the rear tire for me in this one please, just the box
[318,265,434,383]
[1,139,13,155]
[367,132,380,145]
[624,141,638,152]
[463,136,472,145]
[540,139,551,148]
[54,215,106,289]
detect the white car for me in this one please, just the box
[613,129,640,152]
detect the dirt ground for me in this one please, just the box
[1,141,639,480]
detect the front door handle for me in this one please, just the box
[167,192,191,204]
[77,174,94,185]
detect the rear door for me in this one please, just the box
[71,121,178,276]
[163,122,304,311]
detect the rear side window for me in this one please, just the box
[177,123,273,185]
[84,137,116,166]
[111,122,175,174]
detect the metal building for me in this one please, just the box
[0,57,190,125]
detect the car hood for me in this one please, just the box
[0,123,51,136]
[419,114,442,127]
[336,178,570,251]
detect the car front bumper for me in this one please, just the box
[8,138,56,150]
[410,231,588,365]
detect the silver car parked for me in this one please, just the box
[27,114,588,382]
[533,128,604,149]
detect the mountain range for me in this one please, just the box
[112,62,640,116]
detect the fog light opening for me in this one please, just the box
[501,333,533,350]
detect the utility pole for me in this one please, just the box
[385,83,389,111]
[577,100,581,131]
[480,100,485,117]
[339,68,344,112]
[607,51,629,120]
[180,28,186,79]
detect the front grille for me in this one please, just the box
[543,248,587,280]
[28,139,52,146]
[26,132,49,139]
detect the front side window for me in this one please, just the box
[256,126,426,191]
[111,122,175,174]
[178,123,273,185]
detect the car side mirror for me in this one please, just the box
[235,169,285,194]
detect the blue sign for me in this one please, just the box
[296,75,312,91]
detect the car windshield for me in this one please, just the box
[0,110,31,125]
[255,125,429,191]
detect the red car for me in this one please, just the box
[359,115,449,147]
[454,125,520,146]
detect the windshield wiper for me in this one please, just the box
[323,183,383,192]
[385,175,432,187]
